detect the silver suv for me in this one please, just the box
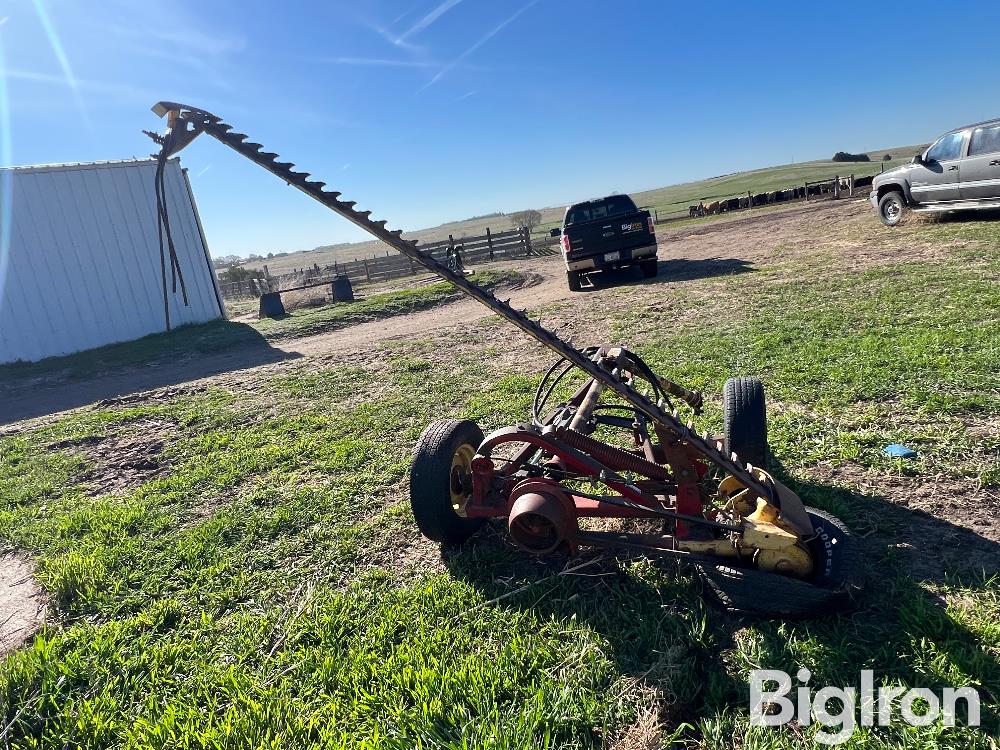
[871,118,1000,226]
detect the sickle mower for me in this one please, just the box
[148,102,862,618]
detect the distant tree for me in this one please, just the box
[212,254,243,268]
[883,154,892,161]
[832,151,871,163]
[510,209,542,232]
[219,265,258,283]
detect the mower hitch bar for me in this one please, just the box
[150,103,861,616]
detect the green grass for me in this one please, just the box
[0,270,520,387]
[255,269,519,340]
[1,216,998,747]
[0,319,269,386]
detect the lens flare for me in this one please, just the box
[0,37,12,312]
[30,0,90,128]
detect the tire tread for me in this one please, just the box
[410,419,485,544]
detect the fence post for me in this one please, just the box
[486,227,494,260]
[849,174,855,197]
[747,190,752,210]
[833,174,840,199]
[362,258,370,281]
[521,227,530,256]
[805,182,810,201]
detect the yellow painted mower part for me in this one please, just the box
[676,538,740,557]
[719,468,813,538]
[743,496,814,576]
[450,443,476,516]
[756,544,814,576]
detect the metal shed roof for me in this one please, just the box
[0,157,224,364]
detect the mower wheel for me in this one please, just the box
[639,258,658,278]
[567,270,582,292]
[696,507,863,618]
[410,419,485,544]
[723,377,769,469]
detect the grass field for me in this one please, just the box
[241,145,926,274]
[0,270,520,387]
[1,207,998,747]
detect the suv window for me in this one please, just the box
[566,195,637,225]
[926,132,965,162]
[969,124,1000,156]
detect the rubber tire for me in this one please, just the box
[878,191,905,227]
[697,507,863,618]
[723,377,769,470]
[567,270,582,292]
[410,419,485,544]
[639,258,658,278]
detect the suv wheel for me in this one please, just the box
[878,191,905,227]
[567,270,582,292]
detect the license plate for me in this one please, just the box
[604,251,620,262]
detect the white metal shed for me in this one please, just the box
[0,158,225,365]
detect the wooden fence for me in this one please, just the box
[218,227,533,300]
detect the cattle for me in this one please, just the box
[688,204,704,218]
[704,201,721,215]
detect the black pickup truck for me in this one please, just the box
[558,194,657,291]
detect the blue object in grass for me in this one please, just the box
[883,444,917,459]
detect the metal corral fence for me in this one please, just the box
[650,173,876,224]
[218,227,535,300]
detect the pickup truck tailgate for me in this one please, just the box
[565,213,654,260]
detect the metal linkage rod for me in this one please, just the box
[150,102,780,508]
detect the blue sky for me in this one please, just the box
[3,0,1000,257]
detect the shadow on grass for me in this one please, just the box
[442,472,1000,742]
[581,257,753,292]
[0,320,297,425]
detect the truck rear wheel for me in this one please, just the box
[567,270,582,292]
[878,191,905,227]
[639,258,658,278]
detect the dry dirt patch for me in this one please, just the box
[49,417,177,497]
[0,552,46,656]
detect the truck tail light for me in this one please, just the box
[647,216,655,235]
[561,233,571,255]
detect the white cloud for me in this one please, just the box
[3,67,152,101]
[323,57,439,68]
[417,0,541,93]
[397,0,464,43]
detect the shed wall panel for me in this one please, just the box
[0,158,223,364]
